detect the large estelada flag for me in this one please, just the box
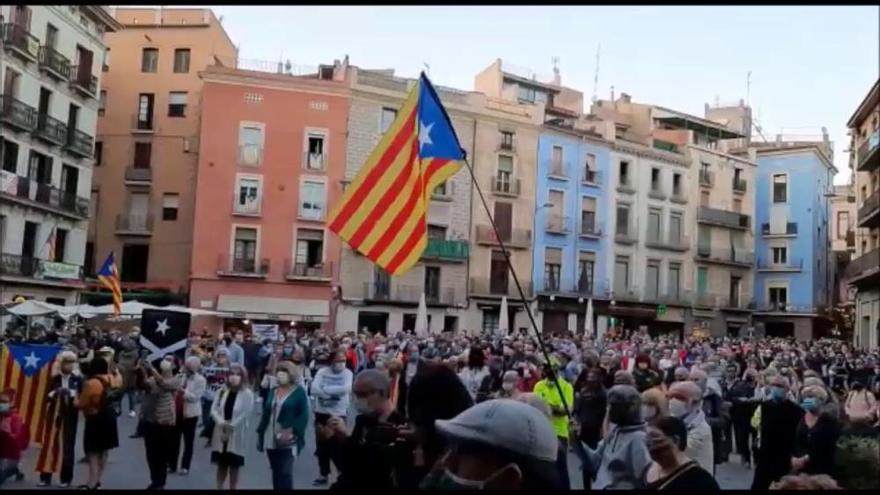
[0,343,62,445]
[97,252,122,316]
[328,72,465,276]
[139,309,191,363]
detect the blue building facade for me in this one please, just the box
[753,146,834,340]
[533,125,613,333]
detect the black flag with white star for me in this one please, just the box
[140,309,191,363]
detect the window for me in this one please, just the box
[2,139,19,173]
[425,266,441,301]
[133,142,152,169]
[619,160,630,186]
[173,48,190,73]
[517,85,536,103]
[141,48,158,73]
[700,190,710,207]
[645,260,660,300]
[551,145,563,172]
[168,91,187,117]
[729,275,741,307]
[769,287,788,309]
[432,181,449,197]
[98,90,106,116]
[669,211,683,244]
[306,134,325,170]
[94,141,103,166]
[162,193,179,221]
[578,252,595,294]
[235,175,262,215]
[496,155,514,191]
[482,310,499,334]
[294,228,324,270]
[772,246,787,264]
[544,248,562,292]
[233,227,258,272]
[614,256,630,293]
[672,173,682,196]
[137,93,154,129]
[53,228,68,262]
[837,211,850,239]
[500,130,514,150]
[773,174,787,203]
[700,162,711,184]
[616,204,630,236]
[581,196,597,233]
[733,198,742,213]
[238,124,264,166]
[651,168,660,192]
[46,23,58,49]
[380,107,397,133]
[102,47,110,72]
[300,180,325,220]
[668,263,681,299]
[427,225,447,240]
[647,208,661,242]
[696,266,709,295]
[584,153,597,182]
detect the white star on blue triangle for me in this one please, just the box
[416,73,465,162]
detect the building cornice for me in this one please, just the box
[687,144,757,167]
[200,68,350,98]
[612,140,691,167]
[754,144,838,174]
[846,78,880,128]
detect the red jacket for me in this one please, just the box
[0,410,28,460]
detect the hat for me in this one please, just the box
[435,399,558,462]
[98,346,115,355]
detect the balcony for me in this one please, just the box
[362,282,459,305]
[845,248,880,287]
[733,177,747,194]
[545,214,570,234]
[753,302,792,313]
[761,222,798,237]
[582,169,600,185]
[469,277,533,298]
[614,226,637,245]
[857,188,879,228]
[0,94,37,132]
[698,206,750,230]
[610,287,642,302]
[578,218,603,238]
[421,239,469,262]
[0,171,89,219]
[69,66,98,98]
[217,255,270,278]
[670,188,688,204]
[34,113,68,146]
[0,253,82,282]
[124,167,152,185]
[757,257,804,272]
[498,140,515,152]
[64,129,93,158]
[132,114,154,134]
[1,23,40,62]
[653,139,680,154]
[284,260,332,282]
[645,234,690,252]
[491,178,521,197]
[856,129,879,172]
[548,160,569,179]
[474,225,531,249]
[303,152,324,172]
[648,186,667,200]
[658,289,694,307]
[616,178,636,194]
[115,214,154,236]
[540,278,600,297]
[699,169,714,187]
[38,46,71,80]
[695,244,754,268]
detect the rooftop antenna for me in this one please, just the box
[715,95,720,107]
[591,43,601,103]
[746,71,752,107]
[551,56,560,85]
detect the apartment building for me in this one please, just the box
[334,65,475,335]
[0,6,119,319]
[89,8,235,306]
[847,78,880,350]
[189,62,349,333]
[591,95,756,338]
[829,183,856,338]
[751,136,835,340]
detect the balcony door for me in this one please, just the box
[490,250,508,294]
[493,202,512,241]
[233,227,257,272]
[374,267,390,299]
[38,87,50,116]
[121,244,149,283]
[130,193,149,231]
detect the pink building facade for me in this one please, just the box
[189,64,349,333]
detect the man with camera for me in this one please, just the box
[324,369,413,490]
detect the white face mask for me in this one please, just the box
[228,375,242,387]
[502,382,516,392]
[276,371,290,386]
[332,362,345,373]
[160,360,173,372]
[668,398,690,418]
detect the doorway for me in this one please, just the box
[493,202,512,241]
[765,321,794,338]
[121,243,149,282]
[358,311,389,335]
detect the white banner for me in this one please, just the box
[252,323,279,342]
[39,261,81,280]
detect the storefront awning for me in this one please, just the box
[216,295,329,323]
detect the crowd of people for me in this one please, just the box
[1,321,879,490]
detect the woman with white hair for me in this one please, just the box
[170,356,206,475]
[211,364,254,490]
[791,385,841,478]
[256,361,309,489]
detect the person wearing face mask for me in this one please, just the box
[633,353,661,393]
[641,416,719,490]
[576,384,652,489]
[0,389,28,487]
[325,370,411,490]
[533,362,575,489]
[750,375,804,490]
[496,371,521,399]
[256,361,309,490]
[641,387,668,425]
[726,369,759,468]
[76,357,119,490]
[791,386,841,478]
[223,332,245,367]
[170,357,206,475]
[35,352,82,487]
[210,364,254,490]
[140,355,183,489]
[690,368,729,468]
[290,349,312,392]
[309,350,352,486]
[666,381,713,475]
[419,399,561,490]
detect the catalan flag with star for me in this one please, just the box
[97,251,122,316]
[328,72,465,276]
[0,343,62,446]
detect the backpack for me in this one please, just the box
[96,377,123,418]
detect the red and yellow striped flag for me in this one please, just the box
[0,343,62,447]
[97,251,122,315]
[328,73,465,276]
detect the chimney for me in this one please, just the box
[620,93,631,103]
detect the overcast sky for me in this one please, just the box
[201,5,878,184]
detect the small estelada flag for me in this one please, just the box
[327,72,465,276]
[139,309,191,363]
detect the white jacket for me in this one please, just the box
[683,409,714,474]
[181,372,207,419]
[210,387,255,458]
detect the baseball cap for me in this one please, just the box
[435,399,558,462]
